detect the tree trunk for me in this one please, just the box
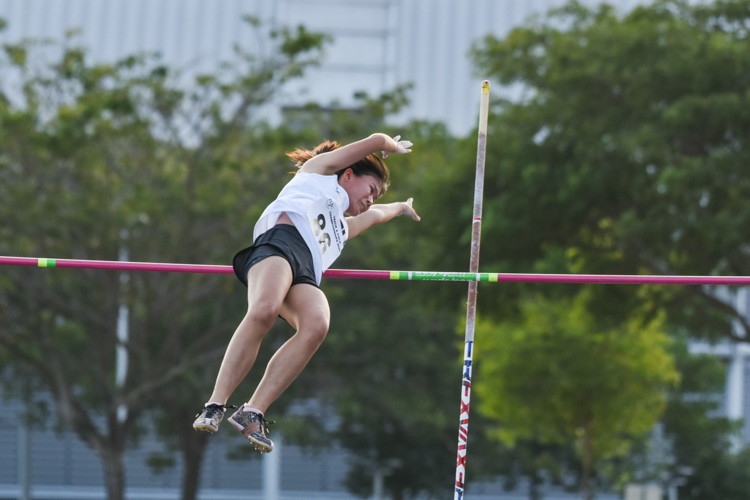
[100,446,126,500]
[580,423,594,500]
[528,466,542,500]
[50,370,129,500]
[181,431,209,500]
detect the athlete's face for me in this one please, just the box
[339,170,381,216]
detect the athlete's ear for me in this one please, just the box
[340,168,354,183]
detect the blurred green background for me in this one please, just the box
[2,1,750,499]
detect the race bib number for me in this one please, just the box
[308,196,347,270]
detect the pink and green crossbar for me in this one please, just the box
[2,256,750,286]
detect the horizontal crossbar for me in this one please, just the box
[1,256,748,285]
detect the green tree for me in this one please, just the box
[475,291,679,499]
[460,0,750,494]
[469,0,750,340]
[659,338,750,500]
[0,19,329,500]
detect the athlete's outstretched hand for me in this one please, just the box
[400,197,421,222]
[382,135,413,159]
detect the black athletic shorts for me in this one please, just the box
[232,224,319,289]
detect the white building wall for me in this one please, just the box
[0,0,650,135]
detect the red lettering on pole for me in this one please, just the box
[460,400,470,416]
[462,378,471,397]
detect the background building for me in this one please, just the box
[0,0,649,135]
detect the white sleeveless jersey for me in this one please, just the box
[254,172,349,284]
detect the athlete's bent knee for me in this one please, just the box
[300,318,329,348]
[245,303,280,331]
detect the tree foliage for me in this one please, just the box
[0,18,329,500]
[470,0,750,339]
[475,291,679,498]
[0,16,468,500]
[463,0,750,497]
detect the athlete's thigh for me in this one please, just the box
[246,256,294,308]
[279,284,330,330]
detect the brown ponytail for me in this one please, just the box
[286,139,390,197]
[286,140,340,167]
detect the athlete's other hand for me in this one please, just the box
[401,197,421,222]
[382,135,413,159]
